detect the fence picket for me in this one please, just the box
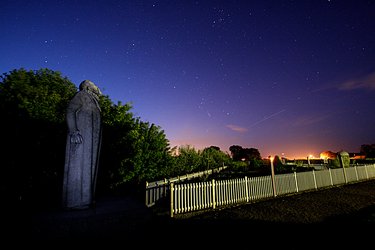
[166,164,375,216]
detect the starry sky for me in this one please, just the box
[1,0,375,159]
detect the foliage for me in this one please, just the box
[74,91,173,193]
[229,145,262,170]
[229,145,261,161]
[360,144,375,158]
[228,160,248,171]
[96,97,135,193]
[328,158,341,168]
[272,155,293,173]
[173,145,202,174]
[0,68,174,205]
[201,146,230,170]
[229,145,243,161]
[167,145,232,178]
[0,68,77,122]
[0,68,77,208]
[113,119,172,187]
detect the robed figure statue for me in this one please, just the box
[62,80,102,209]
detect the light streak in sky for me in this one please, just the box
[250,109,286,128]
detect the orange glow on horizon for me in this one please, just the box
[169,138,327,160]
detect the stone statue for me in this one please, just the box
[62,80,102,210]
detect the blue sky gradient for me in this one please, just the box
[1,0,374,158]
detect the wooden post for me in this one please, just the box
[245,176,249,202]
[170,182,174,218]
[145,181,149,207]
[329,168,333,186]
[312,169,317,190]
[354,165,359,181]
[212,179,216,209]
[294,172,299,192]
[365,165,369,179]
[270,156,277,197]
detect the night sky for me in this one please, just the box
[1,0,375,159]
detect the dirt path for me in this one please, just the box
[11,179,375,242]
[167,179,375,240]
[176,179,375,224]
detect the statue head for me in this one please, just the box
[79,80,102,97]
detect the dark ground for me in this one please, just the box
[3,179,375,244]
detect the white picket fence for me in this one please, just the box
[170,164,375,217]
[145,166,228,207]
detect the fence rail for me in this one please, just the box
[170,164,375,217]
[145,166,228,207]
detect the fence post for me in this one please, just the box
[170,182,174,218]
[270,156,277,197]
[342,167,348,184]
[245,176,249,202]
[294,172,299,192]
[365,165,369,179]
[212,179,216,209]
[164,178,167,197]
[329,168,333,186]
[145,181,149,206]
[312,169,317,190]
[354,165,359,181]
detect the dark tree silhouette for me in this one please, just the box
[360,144,375,158]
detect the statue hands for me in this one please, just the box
[70,130,83,144]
